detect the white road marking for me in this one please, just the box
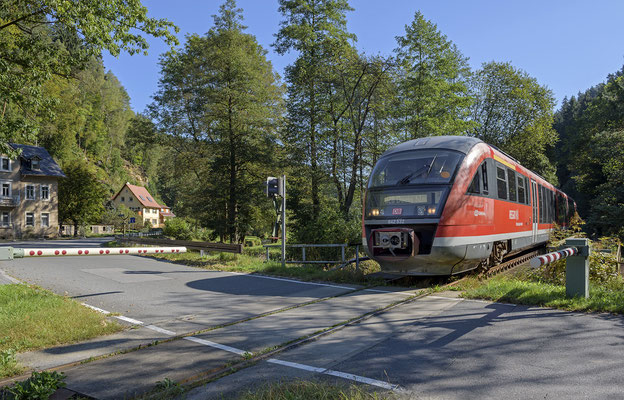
[363,288,414,295]
[81,303,111,314]
[427,295,517,307]
[226,271,355,290]
[115,315,144,325]
[183,336,247,356]
[324,369,401,391]
[268,358,401,391]
[145,325,176,336]
[267,358,326,373]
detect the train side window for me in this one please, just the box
[517,176,526,204]
[496,166,507,200]
[467,169,480,194]
[481,162,489,195]
[537,185,544,224]
[508,169,517,202]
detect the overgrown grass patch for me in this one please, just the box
[0,284,122,378]
[146,250,383,285]
[460,275,624,314]
[237,380,394,400]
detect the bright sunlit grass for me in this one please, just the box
[0,284,122,378]
[460,275,624,314]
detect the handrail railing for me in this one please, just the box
[263,243,366,269]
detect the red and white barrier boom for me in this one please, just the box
[0,246,186,260]
[530,247,578,268]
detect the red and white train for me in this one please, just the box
[363,136,575,275]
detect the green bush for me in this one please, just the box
[3,371,66,400]
[244,236,262,247]
[163,218,193,241]
[524,237,620,286]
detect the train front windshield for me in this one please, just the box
[366,150,462,219]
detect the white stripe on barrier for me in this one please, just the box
[22,247,187,257]
[530,247,578,268]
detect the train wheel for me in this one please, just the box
[477,241,508,277]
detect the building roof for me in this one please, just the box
[10,144,66,178]
[161,211,176,217]
[113,183,165,209]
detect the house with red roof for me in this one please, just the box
[111,183,175,228]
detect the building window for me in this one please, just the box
[129,197,133,202]
[1,182,10,197]
[1,212,10,227]
[0,158,10,171]
[31,158,40,170]
[25,212,34,227]
[41,185,50,201]
[152,219,157,225]
[121,196,125,201]
[26,184,36,200]
[41,213,49,228]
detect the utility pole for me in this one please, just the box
[280,175,286,268]
[265,176,287,268]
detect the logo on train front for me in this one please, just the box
[392,208,403,215]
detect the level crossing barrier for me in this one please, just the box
[0,246,186,261]
[530,238,590,298]
[117,236,242,254]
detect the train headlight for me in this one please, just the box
[427,206,436,215]
[371,208,380,216]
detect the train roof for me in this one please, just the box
[381,136,483,158]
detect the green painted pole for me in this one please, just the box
[565,238,590,298]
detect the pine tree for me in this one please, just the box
[394,11,475,139]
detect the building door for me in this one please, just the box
[531,179,538,243]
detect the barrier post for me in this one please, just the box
[565,238,590,298]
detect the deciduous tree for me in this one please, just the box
[470,61,558,181]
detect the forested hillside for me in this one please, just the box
[2,0,622,242]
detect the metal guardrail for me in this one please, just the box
[118,236,243,254]
[263,243,366,268]
[123,229,163,237]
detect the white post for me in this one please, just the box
[281,175,286,268]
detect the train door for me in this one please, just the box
[531,179,538,242]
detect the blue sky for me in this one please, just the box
[102,0,624,114]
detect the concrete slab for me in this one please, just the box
[185,294,624,400]
[61,337,240,400]
[193,288,421,354]
[17,325,173,370]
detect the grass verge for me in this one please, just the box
[237,380,395,400]
[0,284,123,378]
[459,275,624,314]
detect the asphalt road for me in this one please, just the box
[3,239,624,399]
[1,238,360,333]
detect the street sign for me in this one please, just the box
[130,217,136,224]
